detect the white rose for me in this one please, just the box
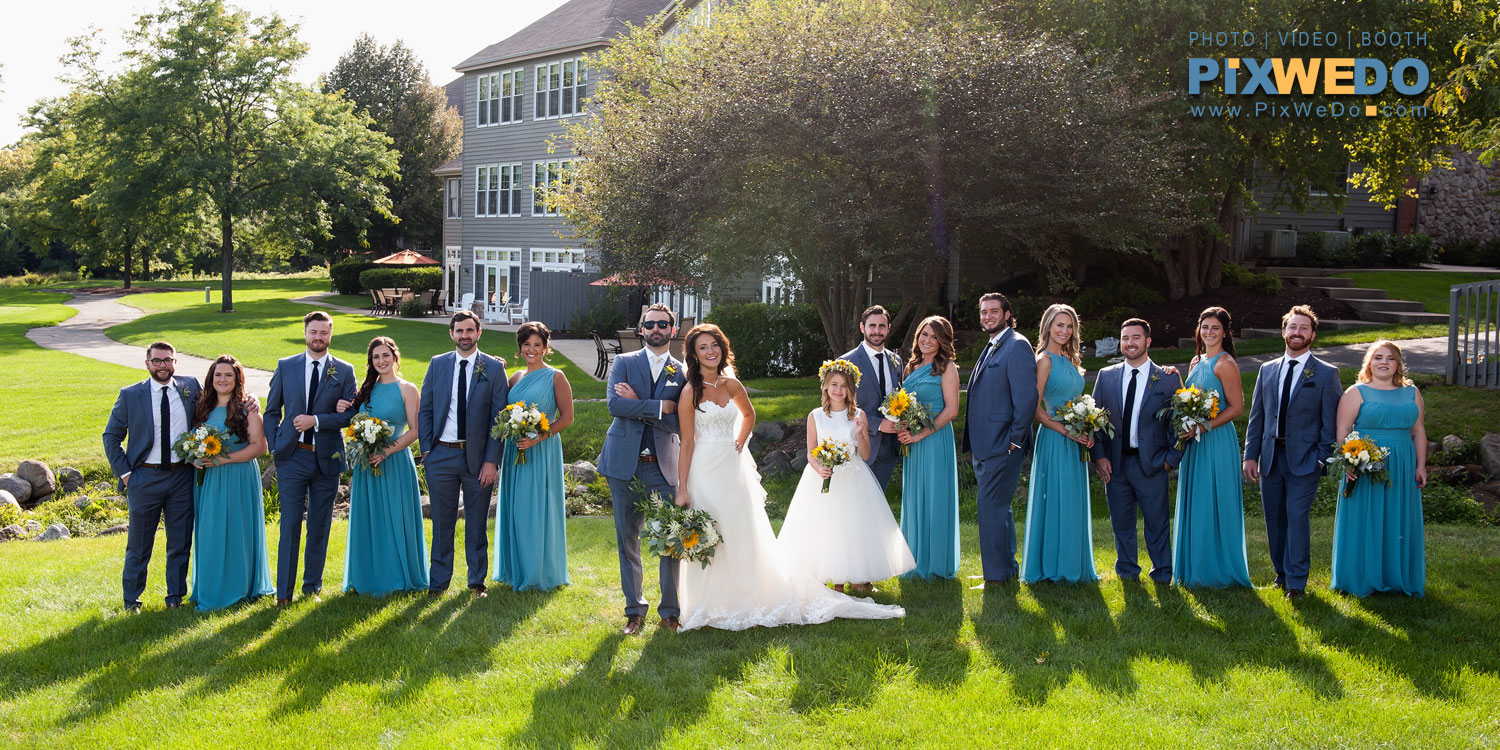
[1357,450,1369,461]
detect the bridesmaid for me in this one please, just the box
[1021,304,1098,584]
[1172,307,1252,588]
[493,322,574,592]
[189,355,274,611]
[897,316,962,580]
[1330,340,1427,596]
[340,336,429,595]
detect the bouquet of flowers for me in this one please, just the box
[1328,432,1392,498]
[1054,395,1114,462]
[173,424,230,487]
[342,412,396,476]
[880,388,933,457]
[492,401,550,465]
[810,438,853,493]
[1155,385,1221,451]
[637,492,722,569]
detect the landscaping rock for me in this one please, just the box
[100,523,129,536]
[337,484,351,504]
[488,498,498,519]
[1442,434,1466,453]
[17,460,57,498]
[57,467,84,494]
[760,450,792,476]
[261,463,277,491]
[565,461,599,484]
[73,495,92,510]
[753,421,786,445]
[1433,466,1470,485]
[28,492,53,508]
[0,489,18,515]
[420,496,431,519]
[1480,433,1500,477]
[24,520,42,533]
[94,481,114,494]
[0,474,31,506]
[790,448,809,472]
[32,523,70,542]
[1427,441,1441,457]
[567,483,587,497]
[332,502,350,520]
[0,524,22,541]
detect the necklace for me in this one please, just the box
[702,377,721,388]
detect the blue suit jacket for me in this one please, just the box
[1088,362,1184,475]
[418,350,510,474]
[839,345,903,463]
[1243,354,1342,476]
[263,353,357,474]
[102,376,204,484]
[962,327,1039,460]
[596,348,685,485]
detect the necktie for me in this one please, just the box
[1123,368,1139,450]
[160,384,172,464]
[456,359,469,439]
[875,352,887,397]
[1277,360,1298,439]
[304,359,320,445]
[977,342,994,375]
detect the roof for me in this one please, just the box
[443,76,465,116]
[433,156,463,176]
[454,0,672,72]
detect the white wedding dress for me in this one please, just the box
[678,400,905,631]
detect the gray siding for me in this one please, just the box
[1243,162,1399,255]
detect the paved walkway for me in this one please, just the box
[1234,337,1448,374]
[25,291,275,398]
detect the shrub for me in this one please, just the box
[1009,295,1050,338]
[25,493,129,536]
[0,502,19,527]
[1422,483,1493,526]
[1073,283,1163,316]
[1437,237,1481,266]
[1295,232,1337,267]
[1481,237,1500,267]
[357,266,443,292]
[330,259,378,295]
[705,303,827,378]
[570,294,629,338]
[1389,233,1436,267]
[1079,318,1118,344]
[1221,262,1282,295]
[397,297,428,318]
[1342,231,1392,267]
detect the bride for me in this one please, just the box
[674,324,905,631]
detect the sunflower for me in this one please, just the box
[683,531,700,549]
[202,435,222,456]
[538,414,550,433]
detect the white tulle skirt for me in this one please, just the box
[777,460,915,584]
[679,439,905,631]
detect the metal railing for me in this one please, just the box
[1447,279,1500,387]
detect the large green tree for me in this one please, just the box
[562,0,1186,350]
[322,34,461,253]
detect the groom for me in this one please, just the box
[598,304,686,634]
[840,304,904,489]
[264,311,357,606]
[102,341,202,612]
[963,292,1038,587]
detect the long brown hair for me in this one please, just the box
[1036,303,1082,365]
[193,355,250,442]
[683,323,735,412]
[820,370,859,419]
[351,336,401,412]
[1193,307,1237,358]
[905,315,956,377]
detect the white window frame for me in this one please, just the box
[445,178,460,218]
[534,58,588,120]
[474,247,523,318]
[443,247,461,309]
[531,159,577,217]
[476,69,524,127]
[530,247,586,273]
[1310,163,1351,198]
[475,164,522,217]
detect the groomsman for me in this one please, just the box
[102,341,202,612]
[418,310,509,598]
[840,304,904,489]
[1243,305,1341,599]
[1089,319,1183,583]
[598,304,686,634]
[963,292,1038,587]
[264,311,357,605]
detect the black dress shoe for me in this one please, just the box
[1273,580,1286,590]
[275,598,291,607]
[469,584,488,599]
[1284,588,1305,599]
[124,603,142,614]
[165,602,181,610]
[622,615,645,635]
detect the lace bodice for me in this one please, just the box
[811,408,856,451]
[694,400,739,445]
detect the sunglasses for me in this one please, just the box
[640,320,672,330]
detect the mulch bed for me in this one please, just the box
[68,286,183,296]
[1130,285,1361,346]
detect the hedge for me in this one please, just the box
[330,259,378,295]
[357,267,443,292]
[704,303,828,378]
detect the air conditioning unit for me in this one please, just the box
[1316,231,1352,249]
[1264,229,1297,258]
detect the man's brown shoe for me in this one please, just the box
[275,598,291,607]
[470,584,488,599]
[622,615,645,635]
[659,616,681,632]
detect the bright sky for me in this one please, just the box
[0,0,573,147]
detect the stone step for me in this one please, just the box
[1261,267,1340,278]
[1242,320,1377,339]
[1318,286,1388,300]
[1346,298,1428,314]
[1356,310,1451,325]
[1283,275,1356,288]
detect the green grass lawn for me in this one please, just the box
[1335,271,1500,314]
[1,516,1496,747]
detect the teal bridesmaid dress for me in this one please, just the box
[493,366,570,591]
[1171,352,1252,588]
[1331,384,1425,597]
[190,406,274,611]
[1021,353,1098,584]
[899,362,960,580]
[343,381,429,595]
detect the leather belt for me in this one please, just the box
[437,440,467,449]
[297,443,317,452]
[140,462,185,471]
[1274,437,1287,448]
[1122,447,1139,456]
[637,453,658,464]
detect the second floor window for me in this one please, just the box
[445,178,460,218]
[535,59,588,119]
[532,159,577,217]
[477,69,523,126]
[476,164,522,217]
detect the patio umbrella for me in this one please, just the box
[371,250,439,266]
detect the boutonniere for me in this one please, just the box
[665,364,677,378]
[473,358,488,383]
[1149,372,1161,386]
[324,363,339,381]
[1301,366,1315,384]
[177,384,193,402]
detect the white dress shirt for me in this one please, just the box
[441,350,479,442]
[646,349,670,419]
[1121,360,1152,449]
[150,379,190,465]
[861,341,892,399]
[303,351,329,436]
[1274,351,1312,433]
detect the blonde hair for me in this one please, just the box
[819,369,859,419]
[1357,339,1413,386]
[1036,303,1082,365]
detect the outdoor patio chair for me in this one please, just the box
[427,288,446,316]
[592,333,612,380]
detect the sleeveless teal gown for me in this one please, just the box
[493,366,570,591]
[190,406,274,611]
[1331,384,1425,597]
[1171,352,1251,588]
[1021,352,1099,583]
[343,381,429,595]
[899,362,960,580]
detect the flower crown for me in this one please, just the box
[818,359,861,388]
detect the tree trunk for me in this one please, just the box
[220,208,235,313]
[121,235,133,290]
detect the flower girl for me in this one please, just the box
[778,360,915,591]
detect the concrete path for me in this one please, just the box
[25,291,275,398]
[1234,337,1448,374]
